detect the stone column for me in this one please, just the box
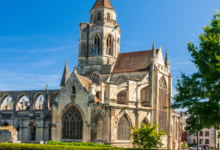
[104,106,109,143]
[87,105,92,142]
[168,74,172,150]
[12,97,16,126]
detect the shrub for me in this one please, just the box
[46,141,113,147]
[130,122,166,149]
[181,141,189,149]
[0,143,119,150]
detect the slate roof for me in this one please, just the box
[91,0,115,11]
[111,50,158,73]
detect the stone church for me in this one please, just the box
[0,0,183,149]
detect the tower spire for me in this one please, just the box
[152,42,156,58]
[91,0,115,12]
[60,61,70,87]
[165,49,170,67]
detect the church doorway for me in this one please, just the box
[62,107,83,140]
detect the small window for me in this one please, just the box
[205,131,209,136]
[72,85,76,95]
[193,139,197,144]
[97,12,101,21]
[107,59,109,64]
[199,131,203,136]
[205,139,209,144]
[107,13,110,22]
[199,139,203,144]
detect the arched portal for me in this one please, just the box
[29,123,36,141]
[62,107,83,140]
[117,115,130,140]
[16,125,20,140]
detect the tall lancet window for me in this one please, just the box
[97,12,101,21]
[106,34,113,56]
[107,13,110,22]
[94,34,100,55]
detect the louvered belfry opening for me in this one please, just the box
[158,77,167,132]
[117,115,130,140]
[62,108,83,140]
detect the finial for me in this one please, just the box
[46,84,48,91]
[65,60,68,64]
[165,49,170,67]
[152,42,156,58]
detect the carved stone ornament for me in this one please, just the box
[89,73,100,81]
[70,94,76,102]
[159,78,166,91]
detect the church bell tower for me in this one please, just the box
[78,0,121,75]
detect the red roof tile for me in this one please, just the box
[76,74,93,92]
[91,0,114,11]
[112,50,158,73]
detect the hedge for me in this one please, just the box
[0,143,159,150]
[46,141,113,147]
[0,143,120,150]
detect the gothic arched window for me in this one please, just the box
[62,107,83,140]
[159,77,166,110]
[94,34,100,55]
[96,115,104,140]
[107,13,110,22]
[117,115,130,140]
[97,12,101,21]
[106,34,113,56]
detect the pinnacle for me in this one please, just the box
[152,42,156,58]
[165,49,170,67]
[60,61,70,87]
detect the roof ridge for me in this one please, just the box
[119,49,159,54]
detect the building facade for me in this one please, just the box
[0,0,182,149]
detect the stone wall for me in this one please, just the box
[0,126,17,142]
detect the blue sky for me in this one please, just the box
[0,0,219,99]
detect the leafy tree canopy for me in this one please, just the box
[130,122,166,149]
[172,11,220,135]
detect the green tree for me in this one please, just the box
[172,11,220,135]
[130,122,166,149]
